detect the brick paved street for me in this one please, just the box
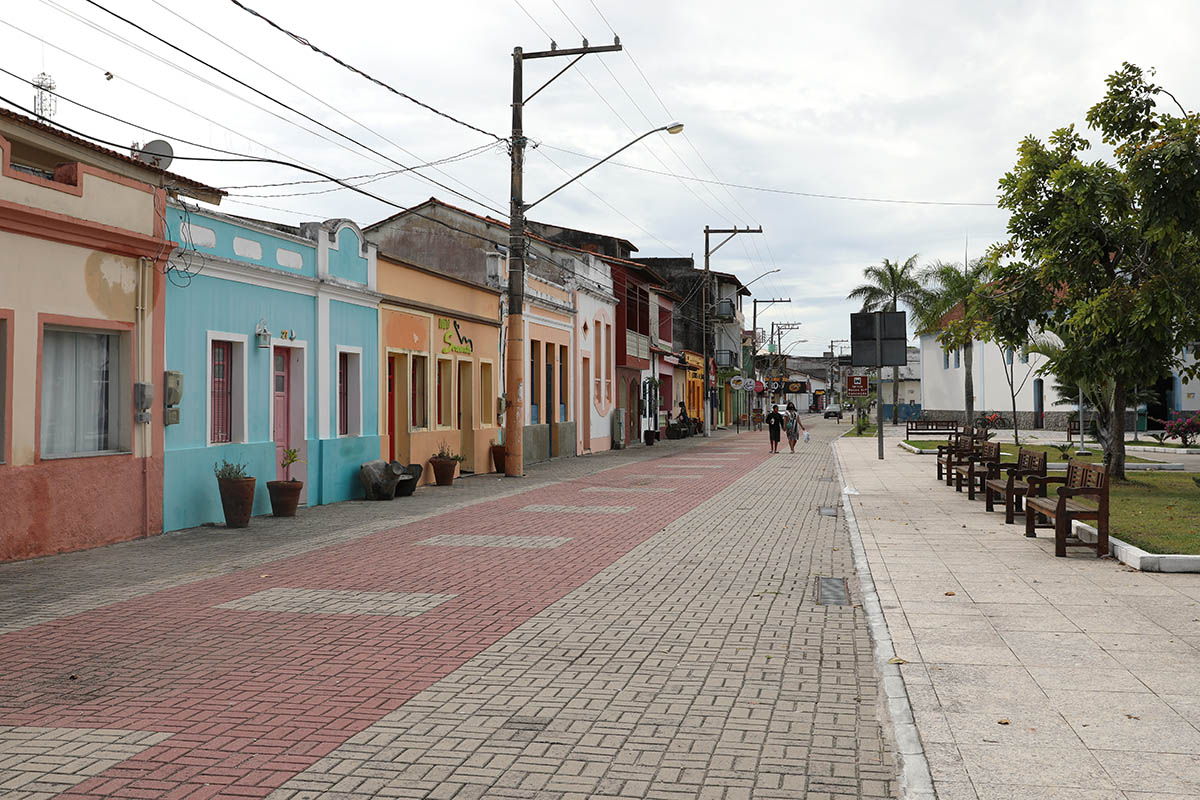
[0,421,896,800]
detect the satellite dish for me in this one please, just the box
[136,139,174,169]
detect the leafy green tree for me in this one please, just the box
[916,258,992,428]
[985,63,1200,479]
[846,256,924,423]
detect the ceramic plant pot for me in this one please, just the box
[429,457,458,486]
[266,480,303,517]
[490,444,506,473]
[217,477,256,528]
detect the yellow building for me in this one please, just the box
[377,253,501,482]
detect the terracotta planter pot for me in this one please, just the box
[429,457,459,486]
[217,477,256,528]
[490,444,506,473]
[643,430,656,446]
[266,480,303,517]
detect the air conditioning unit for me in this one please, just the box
[715,349,737,368]
[611,408,626,449]
[714,298,735,320]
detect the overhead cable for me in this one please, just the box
[224,0,506,143]
[77,0,506,215]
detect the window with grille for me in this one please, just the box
[337,350,362,437]
[338,352,350,436]
[211,340,232,443]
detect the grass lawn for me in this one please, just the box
[843,424,878,437]
[1128,439,1195,448]
[902,441,1153,464]
[1110,473,1200,554]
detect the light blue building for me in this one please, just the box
[162,204,380,531]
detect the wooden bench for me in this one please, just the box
[984,448,1049,523]
[907,419,961,437]
[1025,461,1110,557]
[1066,420,1097,439]
[936,429,979,483]
[951,440,1002,499]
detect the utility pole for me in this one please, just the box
[505,39,622,476]
[702,225,761,436]
[771,322,803,403]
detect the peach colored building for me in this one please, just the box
[377,253,502,482]
[0,110,221,561]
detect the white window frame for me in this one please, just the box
[206,331,248,446]
[335,345,363,437]
[40,325,132,459]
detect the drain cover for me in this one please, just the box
[818,506,838,517]
[817,577,850,605]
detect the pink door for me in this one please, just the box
[273,348,291,480]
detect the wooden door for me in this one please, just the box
[387,357,396,459]
[273,347,291,480]
[457,360,475,472]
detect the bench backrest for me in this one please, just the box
[980,441,1001,462]
[1017,448,1047,475]
[909,420,959,431]
[1066,461,1109,492]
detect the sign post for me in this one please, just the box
[850,310,907,461]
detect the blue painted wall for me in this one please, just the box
[174,207,316,277]
[329,226,369,285]
[882,403,924,422]
[163,208,379,531]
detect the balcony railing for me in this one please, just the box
[626,331,650,361]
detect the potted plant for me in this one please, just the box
[429,440,465,486]
[267,448,304,517]
[489,438,506,473]
[214,459,256,528]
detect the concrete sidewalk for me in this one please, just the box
[837,436,1200,799]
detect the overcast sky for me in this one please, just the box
[4,0,1198,353]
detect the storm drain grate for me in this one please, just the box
[818,506,839,517]
[817,577,850,606]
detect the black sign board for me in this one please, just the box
[850,310,908,367]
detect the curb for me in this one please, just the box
[832,443,936,800]
[1071,521,1200,573]
[894,443,1184,470]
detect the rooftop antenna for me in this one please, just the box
[33,72,56,119]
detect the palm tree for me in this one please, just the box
[915,258,991,428]
[846,256,923,423]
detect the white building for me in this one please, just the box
[919,334,1200,429]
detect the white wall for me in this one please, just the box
[573,254,616,450]
[920,333,1076,414]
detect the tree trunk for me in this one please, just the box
[963,342,975,427]
[1109,381,1127,481]
[1011,379,1021,446]
[891,365,900,424]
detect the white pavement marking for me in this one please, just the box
[0,727,173,798]
[519,504,635,514]
[216,588,457,616]
[661,463,724,469]
[580,486,672,494]
[418,534,571,549]
[624,473,703,479]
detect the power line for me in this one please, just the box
[147,0,505,211]
[538,143,997,207]
[225,0,505,143]
[77,0,506,216]
[531,147,684,257]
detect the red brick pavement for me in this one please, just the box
[0,437,768,799]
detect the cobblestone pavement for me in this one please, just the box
[838,436,1200,800]
[0,420,896,799]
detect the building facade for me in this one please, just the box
[162,207,380,531]
[0,111,221,561]
[377,253,501,481]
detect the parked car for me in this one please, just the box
[823,404,843,419]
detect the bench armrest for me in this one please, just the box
[1026,475,1066,494]
[1059,486,1105,499]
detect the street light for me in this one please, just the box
[504,39,685,476]
[742,268,780,290]
[524,123,684,211]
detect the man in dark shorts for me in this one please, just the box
[765,404,784,453]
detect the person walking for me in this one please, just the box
[765,404,784,453]
[784,402,806,453]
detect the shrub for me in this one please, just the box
[1154,411,1200,447]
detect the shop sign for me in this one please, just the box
[754,380,765,393]
[729,375,745,389]
[439,318,473,355]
